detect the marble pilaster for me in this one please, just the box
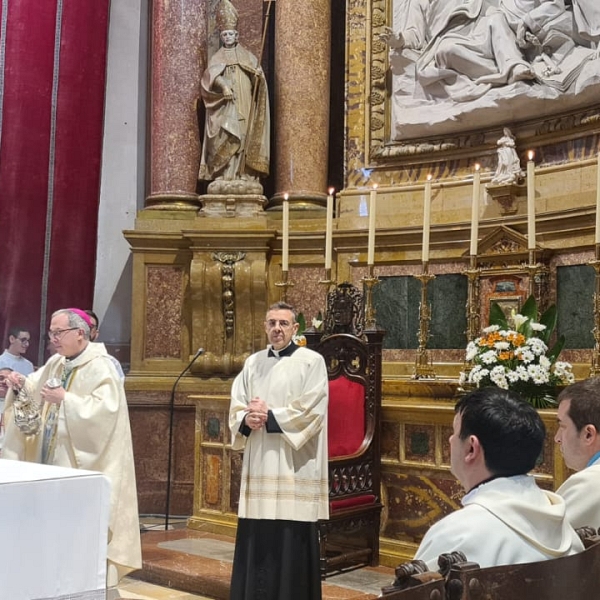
[272,0,331,209]
[146,0,206,210]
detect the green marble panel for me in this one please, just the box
[557,265,594,349]
[373,276,420,349]
[429,274,468,349]
[373,274,467,349]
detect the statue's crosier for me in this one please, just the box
[198,0,270,195]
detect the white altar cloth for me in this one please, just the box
[0,459,110,599]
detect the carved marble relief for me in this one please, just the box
[350,0,600,171]
[382,0,600,146]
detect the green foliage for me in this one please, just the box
[297,312,306,335]
[489,302,508,329]
[489,295,567,363]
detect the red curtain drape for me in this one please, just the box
[0,0,110,365]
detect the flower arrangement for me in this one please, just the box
[460,295,574,408]
[293,311,324,346]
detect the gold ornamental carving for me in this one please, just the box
[213,251,246,338]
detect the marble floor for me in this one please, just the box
[113,577,213,599]
[120,518,396,600]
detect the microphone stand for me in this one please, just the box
[165,348,204,531]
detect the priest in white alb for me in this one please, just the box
[555,378,600,529]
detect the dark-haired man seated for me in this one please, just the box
[414,387,583,570]
[555,378,600,529]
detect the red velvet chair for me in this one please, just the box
[305,282,385,577]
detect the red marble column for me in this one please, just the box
[273,0,331,208]
[146,0,207,209]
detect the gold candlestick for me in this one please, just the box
[412,262,436,379]
[465,255,481,344]
[462,255,481,382]
[275,270,295,302]
[319,267,336,290]
[590,244,600,376]
[527,249,538,298]
[361,265,379,330]
[525,252,549,309]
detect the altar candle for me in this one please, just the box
[325,188,334,270]
[422,175,432,263]
[527,151,536,250]
[282,193,289,271]
[470,164,481,256]
[367,184,377,266]
[595,152,600,244]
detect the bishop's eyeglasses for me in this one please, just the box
[47,327,78,340]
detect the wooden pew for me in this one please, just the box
[381,530,600,600]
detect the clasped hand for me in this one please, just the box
[245,397,268,430]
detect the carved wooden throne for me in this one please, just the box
[305,282,384,578]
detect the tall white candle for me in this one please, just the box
[367,184,377,266]
[595,152,600,244]
[325,188,334,270]
[422,175,432,263]
[470,164,481,256]
[527,151,536,250]
[282,193,289,271]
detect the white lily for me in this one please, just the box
[511,313,528,329]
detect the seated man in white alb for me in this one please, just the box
[555,378,600,529]
[414,387,583,570]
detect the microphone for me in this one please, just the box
[191,347,205,361]
[165,348,204,531]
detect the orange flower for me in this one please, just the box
[482,332,502,346]
[506,332,525,346]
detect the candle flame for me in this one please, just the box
[328,187,335,195]
[283,192,289,201]
[426,174,432,181]
[474,164,480,171]
[372,183,378,190]
[528,150,535,161]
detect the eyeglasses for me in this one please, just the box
[266,319,293,329]
[47,328,78,340]
[17,337,30,344]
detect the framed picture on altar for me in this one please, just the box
[490,296,522,322]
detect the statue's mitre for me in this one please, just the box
[216,0,238,31]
